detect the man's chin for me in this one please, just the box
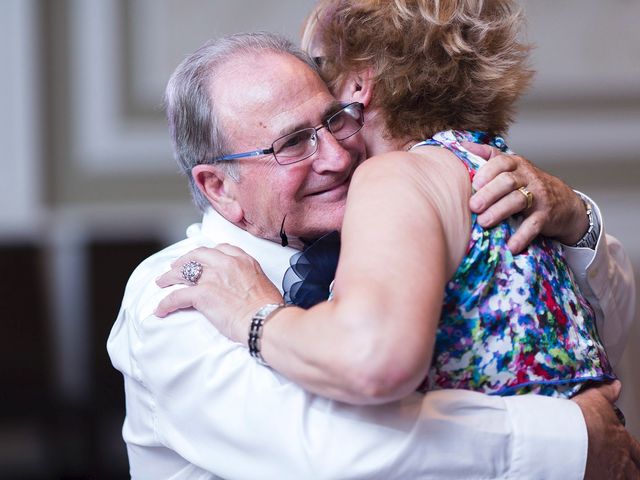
[309,218,343,238]
[292,212,344,242]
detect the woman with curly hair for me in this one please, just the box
[156,0,615,404]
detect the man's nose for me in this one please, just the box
[310,129,355,174]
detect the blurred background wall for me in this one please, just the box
[0,0,638,478]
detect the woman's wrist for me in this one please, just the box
[247,303,287,365]
[233,291,285,346]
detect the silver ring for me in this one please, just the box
[517,186,534,209]
[181,260,203,285]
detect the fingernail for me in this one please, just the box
[477,213,491,226]
[507,240,521,255]
[469,196,483,211]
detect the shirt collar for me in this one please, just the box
[187,208,300,292]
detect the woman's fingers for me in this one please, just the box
[215,243,248,257]
[154,243,284,343]
[155,287,197,317]
[159,244,252,287]
[155,267,185,288]
[170,245,230,268]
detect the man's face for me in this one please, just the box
[212,52,366,243]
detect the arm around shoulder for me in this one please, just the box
[259,150,471,404]
[110,251,591,478]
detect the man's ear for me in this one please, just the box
[339,67,374,108]
[191,164,244,223]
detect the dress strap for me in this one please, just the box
[410,130,511,182]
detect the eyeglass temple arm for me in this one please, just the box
[213,148,274,162]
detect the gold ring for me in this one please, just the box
[517,186,534,209]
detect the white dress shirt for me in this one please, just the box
[108,204,635,480]
[563,193,636,367]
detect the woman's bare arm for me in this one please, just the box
[157,147,471,404]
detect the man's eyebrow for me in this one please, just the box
[276,101,343,138]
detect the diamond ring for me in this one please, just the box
[181,260,203,285]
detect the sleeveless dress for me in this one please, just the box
[283,129,614,398]
[413,130,613,397]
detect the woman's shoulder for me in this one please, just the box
[347,146,472,278]
[354,146,469,193]
[357,145,463,174]
[350,146,472,232]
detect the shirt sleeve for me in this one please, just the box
[563,193,637,367]
[123,296,588,479]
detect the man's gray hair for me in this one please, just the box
[164,32,319,211]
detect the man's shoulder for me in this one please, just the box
[120,234,208,320]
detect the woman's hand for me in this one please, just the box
[155,244,284,344]
[463,142,589,254]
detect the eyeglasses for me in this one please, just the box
[213,102,364,165]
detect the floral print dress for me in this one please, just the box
[413,130,613,397]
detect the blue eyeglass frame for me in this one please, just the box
[211,102,364,164]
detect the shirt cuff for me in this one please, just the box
[562,191,604,270]
[561,193,615,347]
[567,193,609,292]
[504,394,587,480]
[563,192,610,310]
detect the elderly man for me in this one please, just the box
[108,33,637,479]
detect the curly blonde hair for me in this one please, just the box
[305,0,534,140]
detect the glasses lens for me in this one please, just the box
[327,103,364,141]
[272,128,316,164]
